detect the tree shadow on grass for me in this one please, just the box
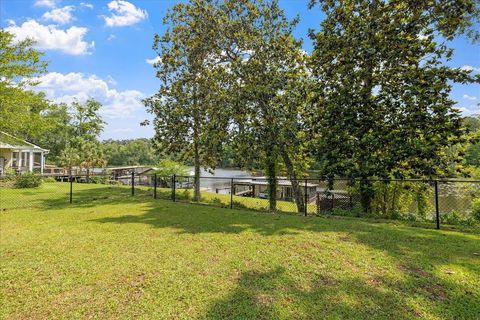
[15,184,478,319]
[87,198,480,319]
[91,200,480,277]
[203,264,480,320]
[204,267,410,319]
[90,203,300,236]
[34,184,166,210]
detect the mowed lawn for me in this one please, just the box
[1,184,479,319]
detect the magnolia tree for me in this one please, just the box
[215,0,312,212]
[308,0,480,213]
[144,0,231,202]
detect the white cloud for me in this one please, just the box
[80,2,94,9]
[6,20,93,55]
[103,0,147,27]
[146,56,161,65]
[42,6,75,25]
[107,34,116,41]
[32,72,145,118]
[106,75,117,85]
[34,0,56,8]
[463,94,477,101]
[457,104,480,116]
[461,65,480,73]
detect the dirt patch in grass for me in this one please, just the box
[421,283,448,301]
[255,293,275,306]
[126,273,145,303]
[400,264,431,278]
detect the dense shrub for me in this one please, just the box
[15,172,42,188]
[341,208,361,217]
[0,168,17,183]
[352,180,433,220]
[442,210,476,226]
[43,177,56,183]
[89,176,108,184]
[471,198,480,222]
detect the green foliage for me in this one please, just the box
[0,168,17,186]
[51,99,106,174]
[78,139,107,177]
[70,99,104,141]
[330,207,361,218]
[179,0,310,212]
[349,180,434,221]
[442,210,475,226]
[89,176,108,184]
[0,30,59,140]
[309,0,479,213]
[14,172,42,188]
[463,115,480,168]
[102,139,160,166]
[43,177,56,183]
[33,104,72,162]
[59,146,80,172]
[144,0,232,201]
[472,198,480,222]
[154,159,189,177]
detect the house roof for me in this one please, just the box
[109,166,155,171]
[235,179,319,188]
[0,131,49,152]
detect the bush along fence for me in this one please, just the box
[1,173,479,230]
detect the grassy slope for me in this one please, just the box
[1,184,479,319]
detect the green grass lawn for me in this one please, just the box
[1,183,479,319]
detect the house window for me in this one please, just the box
[285,187,292,199]
[12,152,18,167]
[34,152,42,167]
[21,152,30,168]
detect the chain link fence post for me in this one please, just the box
[131,172,135,196]
[230,178,234,209]
[69,175,73,204]
[154,173,157,199]
[304,179,308,216]
[172,174,176,202]
[434,180,440,230]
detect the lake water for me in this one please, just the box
[187,167,255,193]
[188,167,254,178]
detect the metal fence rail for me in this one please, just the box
[1,173,479,230]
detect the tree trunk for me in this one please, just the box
[279,146,305,213]
[193,85,201,202]
[193,114,201,202]
[265,146,277,212]
[194,148,201,202]
[86,167,90,183]
[359,177,373,215]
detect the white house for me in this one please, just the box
[0,131,49,175]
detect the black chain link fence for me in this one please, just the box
[1,173,479,229]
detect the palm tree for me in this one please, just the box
[59,146,80,176]
[79,140,107,182]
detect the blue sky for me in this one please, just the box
[1,0,479,140]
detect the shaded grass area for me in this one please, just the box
[1,182,305,215]
[1,184,480,319]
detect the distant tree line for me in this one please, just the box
[102,139,161,166]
